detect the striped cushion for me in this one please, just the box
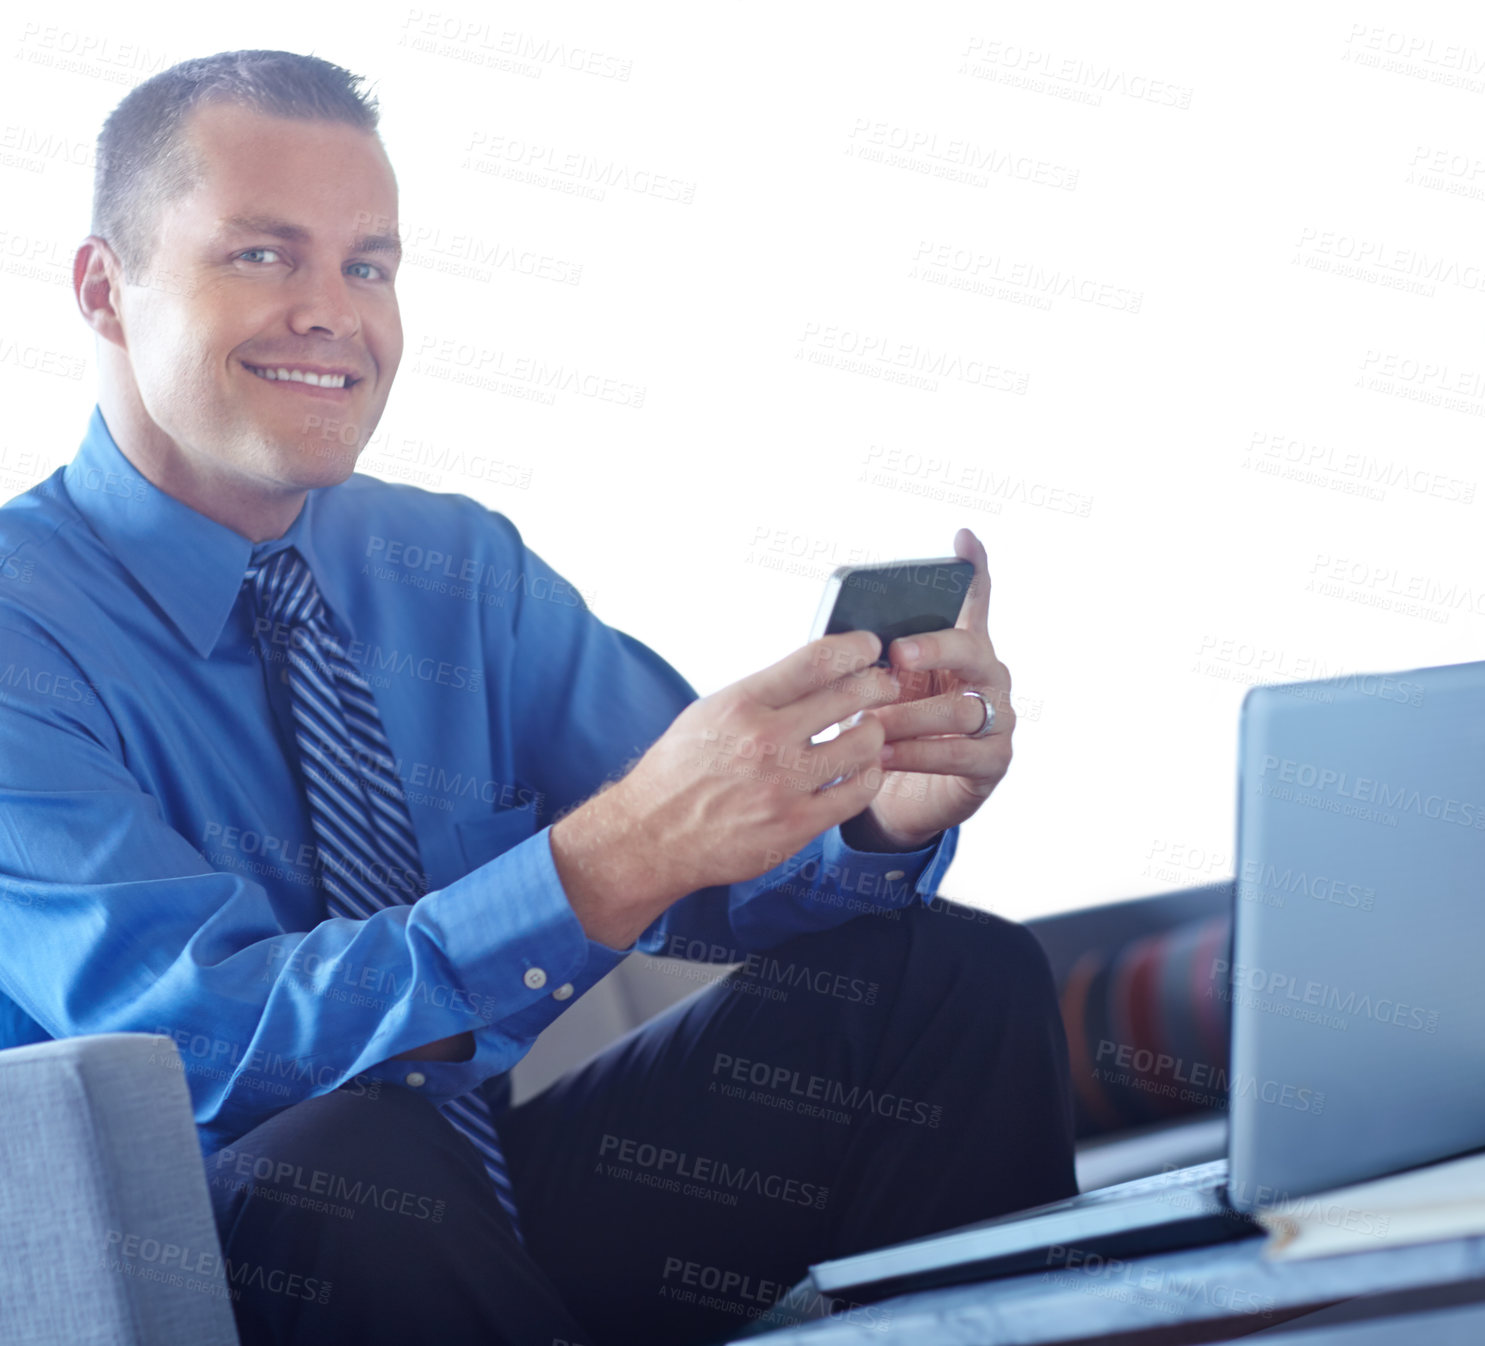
[1059,915,1231,1137]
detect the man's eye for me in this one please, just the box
[346,261,386,280]
[238,247,282,264]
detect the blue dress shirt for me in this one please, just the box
[0,407,957,1153]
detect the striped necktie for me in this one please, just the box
[243,546,525,1243]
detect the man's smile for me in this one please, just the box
[242,360,365,397]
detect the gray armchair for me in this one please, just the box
[0,1034,239,1345]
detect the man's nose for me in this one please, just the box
[287,265,360,339]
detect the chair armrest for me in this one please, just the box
[0,1033,239,1346]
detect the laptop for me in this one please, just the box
[807,660,1485,1303]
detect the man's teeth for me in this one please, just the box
[249,365,349,389]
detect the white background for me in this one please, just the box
[3,2,1481,920]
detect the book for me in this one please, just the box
[1259,1150,1485,1261]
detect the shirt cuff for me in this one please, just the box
[382,825,630,1102]
[723,820,960,949]
[821,819,958,909]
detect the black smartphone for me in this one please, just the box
[809,557,975,667]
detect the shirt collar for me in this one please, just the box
[64,406,356,658]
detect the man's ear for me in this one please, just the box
[74,236,129,350]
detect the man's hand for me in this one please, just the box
[850,527,1015,850]
[549,630,901,949]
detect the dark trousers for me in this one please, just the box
[208,898,1078,1345]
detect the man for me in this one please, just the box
[0,49,1076,1345]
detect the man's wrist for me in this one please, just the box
[390,1032,476,1063]
[548,779,689,948]
[840,808,939,854]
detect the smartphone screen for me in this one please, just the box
[813,558,974,667]
[809,557,975,787]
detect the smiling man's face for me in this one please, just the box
[108,99,402,530]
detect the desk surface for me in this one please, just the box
[727,1231,1485,1345]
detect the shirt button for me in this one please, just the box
[552,983,574,1001]
[405,1072,427,1088]
[523,967,547,990]
[884,870,905,881]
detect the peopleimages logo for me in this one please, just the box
[1259,756,1485,829]
[709,1053,943,1127]
[1043,1245,1272,1315]
[1093,1041,1324,1114]
[598,1134,829,1209]
[657,935,879,1005]
[0,662,96,705]
[211,1148,447,1223]
[1236,858,1376,911]
[659,1257,891,1331]
[101,1229,333,1305]
[364,535,587,608]
[155,1027,382,1097]
[1212,960,1440,1033]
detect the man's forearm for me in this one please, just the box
[548,778,687,950]
[393,787,675,1066]
[386,804,935,1063]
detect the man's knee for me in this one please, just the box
[206,1081,458,1219]
[899,897,1060,1016]
[204,1083,573,1345]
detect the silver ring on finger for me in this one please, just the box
[961,689,996,738]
